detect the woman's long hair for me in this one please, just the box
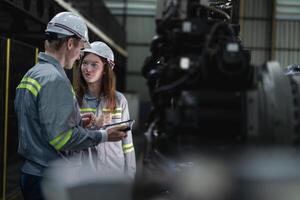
[76,53,116,111]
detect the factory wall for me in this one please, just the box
[0,37,38,200]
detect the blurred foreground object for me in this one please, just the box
[134,147,300,200]
[42,157,132,200]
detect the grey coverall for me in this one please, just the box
[79,91,136,178]
[14,53,107,176]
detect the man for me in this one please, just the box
[14,12,127,200]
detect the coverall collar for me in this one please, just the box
[84,90,104,100]
[38,52,65,75]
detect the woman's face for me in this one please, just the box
[81,53,105,84]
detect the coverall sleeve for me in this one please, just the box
[39,76,106,151]
[121,95,136,178]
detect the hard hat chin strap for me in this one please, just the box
[107,60,115,69]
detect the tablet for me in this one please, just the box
[102,119,135,131]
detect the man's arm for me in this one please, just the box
[39,77,126,151]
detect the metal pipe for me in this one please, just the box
[35,48,39,64]
[2,38,11,200]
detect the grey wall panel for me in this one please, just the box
[276,21,300,49]
[119,15,155,102]
[126,76,149,102]
[276,21,284,48]
[242,19,270,65]
[241,19,252,46]
[127,45,151,72]
[243,0,254,17]
[123,92,140,125]
[242,20,270,48]
[275,20,300,66]
[295,21,300,49]
[244,0,272,18]
[275,51,300,67]
[275,51,288,67]
[241,0,273,65]
[291,51,300,64]
[251,50,268,65]
[126,16,156,43]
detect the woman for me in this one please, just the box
[76,41,136,178]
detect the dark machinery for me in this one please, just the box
[142,0,300,155]
[136,1,300,200]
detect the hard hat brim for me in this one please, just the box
[82,48,102,58]
[81,48,114,68]
[45,26,74,37]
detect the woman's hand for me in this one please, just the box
[94,112,112,128]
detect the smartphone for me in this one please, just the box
[102,119,135,131]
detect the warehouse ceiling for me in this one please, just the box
[0,0,126,52]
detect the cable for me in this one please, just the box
[200,4,231,20]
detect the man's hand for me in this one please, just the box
[107,125,128,141]
[81,112,96,128]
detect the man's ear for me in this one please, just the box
[67,38,73,50]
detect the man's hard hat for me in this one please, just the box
[82,41,115,69]
[45,12,89,46]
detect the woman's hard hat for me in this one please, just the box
[82,41,115,69]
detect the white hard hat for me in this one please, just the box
[45,12,89,46]
[82,41,115,68]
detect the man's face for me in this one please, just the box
[65,38,85,69]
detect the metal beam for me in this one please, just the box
[54,0,127,57]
